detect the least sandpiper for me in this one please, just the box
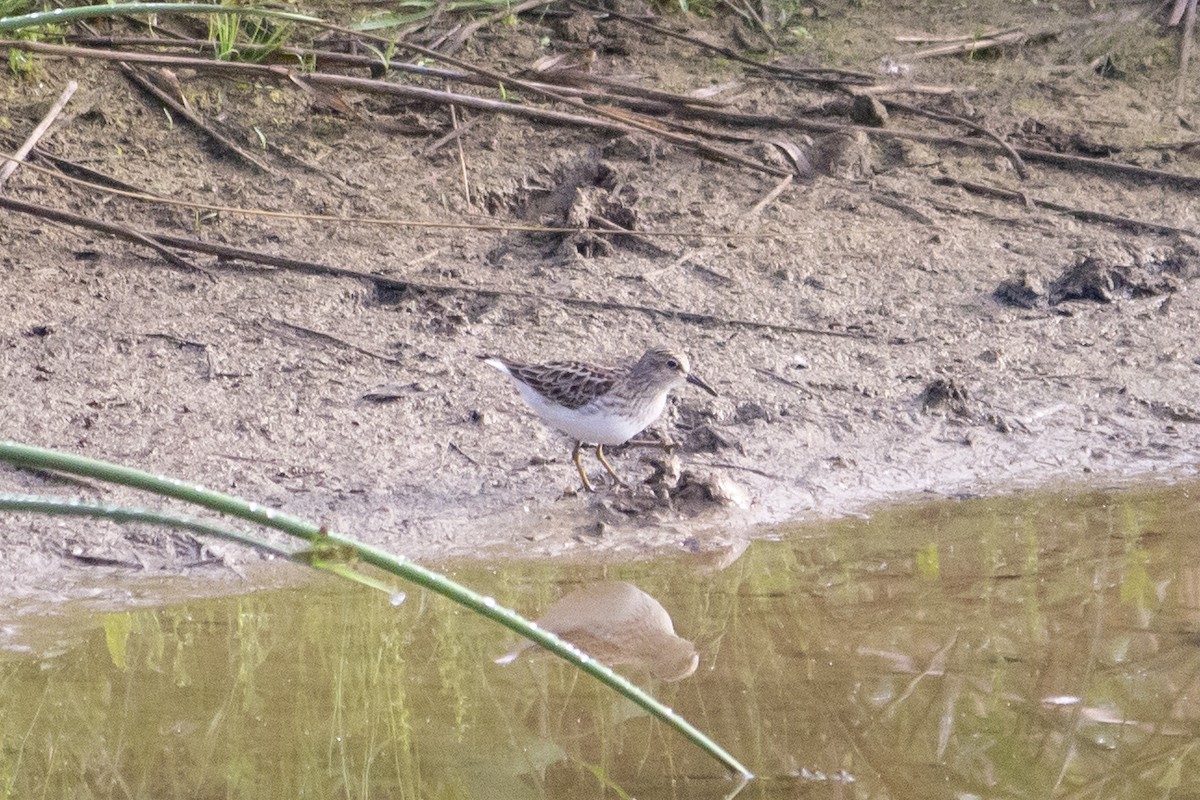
[480,347,718,491]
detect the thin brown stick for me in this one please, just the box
[718,0,778,49]
[0,195,200,270]
[423,114,481,156]
[263,317,404,365]
[4,144,146,193]
[0,194,867,339]
[753,366,816,395]
[448,97,472,207]
[882,97,1029,179]
[587,214,673,256]
[854,82,967,97]
[0,79,77,188]
[894,28,1015,44]
[871,192,935,226]
[119,62,276,174]
[528,68,729,109]
[908,31,1031,59]
[932,176,1200,238]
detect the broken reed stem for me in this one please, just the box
[62,35,730,110]
[117,61,276,174]
[931,176,1200,238]
[0,440,753,781]
[882,97,1029,179]
[0,78,76,187]
[0,39,634,134]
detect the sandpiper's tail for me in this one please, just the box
[478,354,512,374]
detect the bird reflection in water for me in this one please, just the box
[495,581,699,682]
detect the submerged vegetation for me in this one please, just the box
[6,482,1200,796]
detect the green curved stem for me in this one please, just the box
[0,492,290,556]
[0,440,752,781]
[0,3,325,33]
[0,493,409,595]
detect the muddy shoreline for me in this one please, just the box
[2,1,1199,602]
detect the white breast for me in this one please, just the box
[513,381,668,445]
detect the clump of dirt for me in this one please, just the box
[2,1,1200,602]
[1047,249,1194,304]
[997,245,1195,308]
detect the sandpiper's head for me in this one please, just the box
[635,348,718,396]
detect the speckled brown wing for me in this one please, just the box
[506,360,617,409]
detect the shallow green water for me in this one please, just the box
[4,483,1200,799]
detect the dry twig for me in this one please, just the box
[264,317,405,365]
[433,0,554,54]
[932,176,1200,239]
[0,194,201,271]
[743,174,793,218]
[907,30,1032,59]
[119,62,276,174]
[0,79,77,188]
[882,97,1029,179]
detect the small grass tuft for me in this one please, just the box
[207,11,293,62]
[0,0,33,17]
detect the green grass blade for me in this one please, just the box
[0,492,291,556]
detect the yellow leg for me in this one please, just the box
[572,442,595,492]
[595,445,628,487]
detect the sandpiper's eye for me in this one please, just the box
[666,358,680,370]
